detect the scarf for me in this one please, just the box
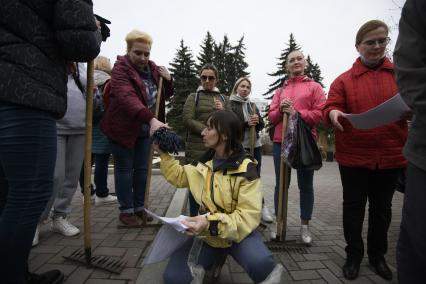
[229,94,254,122]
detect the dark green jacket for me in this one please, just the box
[183,87,230,163]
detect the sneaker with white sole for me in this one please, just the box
[262,206,274,223]
[95,194,117,206]
[301,224,312,245]
[32,225,39,247]
[51,217,80,237]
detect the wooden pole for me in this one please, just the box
[143,77,164,223]
[249,103,256,156]
[276,113,289,241]
[83,60,95,266]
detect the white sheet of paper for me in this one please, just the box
[142,223,190,265]
[144,209,189,232]
[343,93,410,129]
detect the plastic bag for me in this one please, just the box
[282,112,322,170]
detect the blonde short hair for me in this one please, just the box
[94,56,112,74]
[125,30,153,53]
[230,77,252,96]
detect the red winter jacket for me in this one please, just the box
[323,57,407,169]
[269,75,326,143]
[101,56,173,148]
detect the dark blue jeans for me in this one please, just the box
[273,143,314,220]
[164,232,275,284]
[110,137,150,213]
[79,153,111,197]
[0,102,57,282]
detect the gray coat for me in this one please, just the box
[394,0,426,171]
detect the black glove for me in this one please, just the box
[94,14,111,41]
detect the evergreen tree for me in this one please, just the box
[304,55,325,87]
[167,39,198,139]
[262,33,301,99]
[212,35,233,94]
[227,35,250,94]
[196,31,215,71]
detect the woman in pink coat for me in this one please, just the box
[268,50,326,244]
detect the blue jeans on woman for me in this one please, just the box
[164,232,275,284]
[79,153,111,197]
[110,136,150,213]
[273,143,314,220]
[0,102,57,282]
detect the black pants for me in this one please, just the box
[397,163,426,283]
[339,165,399,263]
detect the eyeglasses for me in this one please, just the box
[361,37,390,47]
[200,75,216,81]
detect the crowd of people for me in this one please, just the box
[0,0,425,283]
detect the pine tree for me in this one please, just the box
[226,35,250,94]
[196,31,215,71]
[262,33,301,99]
[212,35,233,94]
[167,39,198,140]
[304,55,325,88]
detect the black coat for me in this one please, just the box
[0,0,102,118]
[230,100,265,139]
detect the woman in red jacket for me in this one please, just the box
[268,50,326,244]
[323,20,408,281]
[101,30,173,227]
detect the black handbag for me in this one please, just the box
[285,113,322,170]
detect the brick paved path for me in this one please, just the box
[29,156,403,283]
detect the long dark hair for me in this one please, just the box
[206,110,243,155]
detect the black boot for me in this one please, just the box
[27,270,64,284]
[369,258,392,280]
[342,259,360,280]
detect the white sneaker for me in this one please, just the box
[51,217,80,237]
[262,206,274,223]
[301,225,312,245]
[95,194,117,206]
[32,225,39,247]
[82,194,95,204]
[269,221,277,240]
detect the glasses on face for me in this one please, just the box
[361,37,390,47]
[200,75,216,81]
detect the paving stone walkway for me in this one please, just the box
[29,156,403,283]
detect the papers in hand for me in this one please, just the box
[144,209,188,233]
[343,93,410,129]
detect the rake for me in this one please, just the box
[63,60,126,274]
[264,113,308,253]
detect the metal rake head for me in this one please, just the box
[63,249,127,274]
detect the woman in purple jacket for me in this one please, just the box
[101,30,173,227]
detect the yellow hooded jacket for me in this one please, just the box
[159,149,262,248]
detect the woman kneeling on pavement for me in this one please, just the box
[155,110,283,284]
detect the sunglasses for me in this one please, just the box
[361,37,390,47]
[200,75,216,81]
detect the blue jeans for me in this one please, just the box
[273,143,314,221]
[110,137,150,213]
[164,232,275,284]
[79,153,111,197]
[0,102,57,282]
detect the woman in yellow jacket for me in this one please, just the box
[156,110,283,283]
